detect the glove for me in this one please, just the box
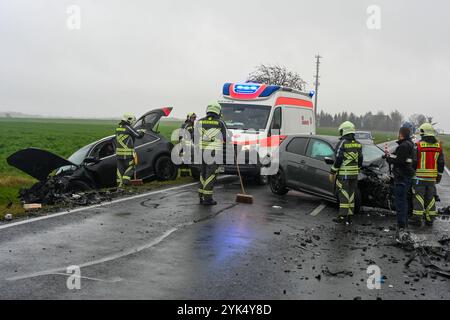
[329,173,336,184]
[436,174,442,184]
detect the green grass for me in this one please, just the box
[0,117,182,211]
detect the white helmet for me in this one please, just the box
[122,113,136,125]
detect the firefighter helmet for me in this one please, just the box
[187,112,197,120]
[419,123,436,137]
[122,113,136,125]
[206,101,222,116]
[338,121,356,136]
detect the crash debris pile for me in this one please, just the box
[19,175,123,208]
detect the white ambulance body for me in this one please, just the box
[217,82,316,181]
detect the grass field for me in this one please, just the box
[0,118,182,210]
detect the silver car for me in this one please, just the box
[269,135,393,213]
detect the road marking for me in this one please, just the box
[6,225,187,281]
[0,182,198,231]
[445,166,450,177]
[310,203,327,216]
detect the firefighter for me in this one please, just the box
[410,123,445,227]
[116,113,144,188]
[177,112,197,178]
[329,121,363,225]
[384,122,415,242]
[195,102,229,205]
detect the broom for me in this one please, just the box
[130,151,144,186]
[235,148,254,204]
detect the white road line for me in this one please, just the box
[445,166,450,177]
[310,203,327,216]
[6,224,190,281]
[0,182,198,231]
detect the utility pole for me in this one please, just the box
[314,54,322,125]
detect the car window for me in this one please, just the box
[89,140,116,159]
[306,139,334,160]
[362,144,384,162]
[286,137,308,155]
[271,107,282,131]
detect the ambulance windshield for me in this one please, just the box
[221,103,271,131]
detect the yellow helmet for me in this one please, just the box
[419,123,436,137]
[122,113,136,125]
[206,101,222,116]
[338,121,356,136]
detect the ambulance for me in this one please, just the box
[218,82,316,184]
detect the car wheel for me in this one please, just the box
[269,170,289,195]
[154,155,177,181]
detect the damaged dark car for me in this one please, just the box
[7,107,178,204]
[269,135,394,213]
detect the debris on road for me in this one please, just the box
[321,265,354,278]
[23,203,42,210]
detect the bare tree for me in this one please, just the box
[409,114,427,128]
[247,64,307,91]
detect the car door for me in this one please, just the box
[86,138,117,188]
[303,138,335,197]
[284,137,309,189]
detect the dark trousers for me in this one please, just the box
[117,158,135,187]
[336,178,358,216]
[198,163,219,201]
[394,177,411,228]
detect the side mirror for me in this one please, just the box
[324,157,335,165]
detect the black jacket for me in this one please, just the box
[386,138,415,180]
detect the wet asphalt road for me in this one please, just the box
[0,174,449,300]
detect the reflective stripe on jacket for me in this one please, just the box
[331,136,363,179]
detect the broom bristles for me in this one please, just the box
[236,193,254,204]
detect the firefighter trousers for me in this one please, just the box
[336,178,357,216]
[198,163,219,201]
[117,158,135,187]
[412,180,437,222]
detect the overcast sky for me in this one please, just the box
[1,0,449,131]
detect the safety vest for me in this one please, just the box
[116,126,135,158]
[197,117,224,151]
[333,141,362,178]
[415,141,442,181]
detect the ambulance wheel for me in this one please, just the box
[254,174,268,185]
[269,170,289,195]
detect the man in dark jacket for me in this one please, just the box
[116,113,144,188]
[385,122,415,243]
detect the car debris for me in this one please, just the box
[7,108,177,205]
[4,214,13,221]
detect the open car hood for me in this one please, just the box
[134,107,173,131]
[7,148,76,181]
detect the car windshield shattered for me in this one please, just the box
[68,144,93,165]
[221,103,271,131]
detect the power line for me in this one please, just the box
[314,54,322,125]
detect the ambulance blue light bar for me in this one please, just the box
[223,83,281,99]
